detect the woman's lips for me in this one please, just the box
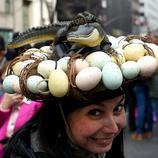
[91,137,114,146]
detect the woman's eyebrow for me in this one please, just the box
[117,95,125,104]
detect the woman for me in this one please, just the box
[3,12,158,158]
[4,90,126,158]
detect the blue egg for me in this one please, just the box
[2,75,18,94]
[102,62,123,90]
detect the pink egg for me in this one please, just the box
[75,59,89,73]
[137,56,158,77]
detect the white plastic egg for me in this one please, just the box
[137,56,158,77]
[27,75,48,93]
[37,60,56,78]
[121,61,140,79]
[75,67,102,91]
[102,62,123,90]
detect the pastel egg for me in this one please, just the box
[75,67,102,91]
[23,48,40,55]
[107,35,118,49]
[12,77,21,93]
[145,43,158,60]
[75,59,89,73]
[121,61,140,79]
[111,53,126,64]
[27,75,48,93]
[123,43,147,61]
[137,56,158,77]
[129,39,144,44]
[37,60,56,78]
[48,69,69,97]
[85,51,111,69]
[40,46,53,58]
[2,75,19,94]
[12,60,34,76]
[57,57,70,72]
[102,62,123,90]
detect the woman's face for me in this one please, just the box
[67,95,126,153]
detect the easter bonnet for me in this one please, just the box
[3,12,158,103]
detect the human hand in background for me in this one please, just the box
[0,93,23,110]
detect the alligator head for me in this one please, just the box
[67,22,105,47]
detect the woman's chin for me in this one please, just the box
[86,142,113,154]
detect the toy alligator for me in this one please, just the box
[7,11,111,50]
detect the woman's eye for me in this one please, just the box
[114,104,124,113]
[88,109,101,117]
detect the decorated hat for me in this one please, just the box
[2,12,158,102]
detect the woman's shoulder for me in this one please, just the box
[4,120,51,158]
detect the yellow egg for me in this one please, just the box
[48,69,69,97]
[123,43,147,61]
[12,61,23,76]
[12,60,34,76]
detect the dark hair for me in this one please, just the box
[0,35,5,51]
[4,95,125,158]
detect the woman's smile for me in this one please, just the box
[90,136,114,146]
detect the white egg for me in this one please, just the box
[37,60,56,78]
[145,43,158,60]
[102,62,123,90]
[27,75,48,93]
[57,57,70,72]
[107,35,118,49]
[121,61,140,79]
[129,39,144,44]
[75,67,102,91]
[137,56,158,77]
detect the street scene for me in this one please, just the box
[0,0,158,158]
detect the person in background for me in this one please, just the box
[0,62,43,158]
[132,80,153,140]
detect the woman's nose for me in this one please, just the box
[102,116,119,134]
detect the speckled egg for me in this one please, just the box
[48,69,69,97]
[102,62,123,90]
[121,61,140,79]
[75,67,102,91]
